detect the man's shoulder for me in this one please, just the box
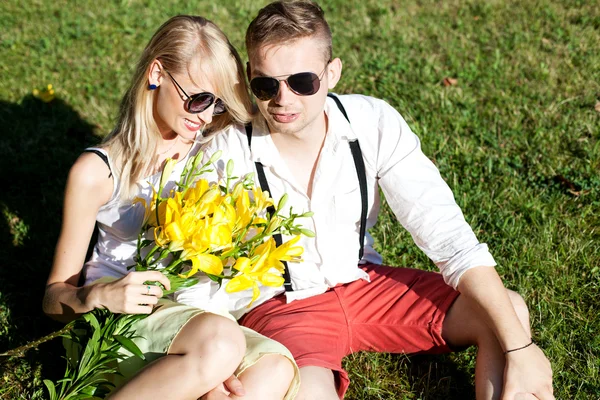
[330,93,390,112]
[205,123,248,151]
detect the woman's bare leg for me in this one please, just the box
[110,313,246,400]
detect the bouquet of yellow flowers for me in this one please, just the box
[37,151,313,400]
[133,150,313,306]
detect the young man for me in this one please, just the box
[201,1,554,399]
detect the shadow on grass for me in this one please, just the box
[344,350,476,399]
[0,95,101,394]
[404,352,475,399]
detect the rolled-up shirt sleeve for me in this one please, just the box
[374,100,496,288]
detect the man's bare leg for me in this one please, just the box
[295,366,339,400]
[442,290,531,400]
[202,355,295,400]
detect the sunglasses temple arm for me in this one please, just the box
[165,71,190,99]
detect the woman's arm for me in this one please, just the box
[42,152,114,322]
[42,153,171,323]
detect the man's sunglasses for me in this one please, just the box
[165,70,226,115]
[250,62,330,101]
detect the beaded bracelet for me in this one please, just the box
[504,339,534,354]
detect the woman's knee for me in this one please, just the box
[170,313,246,369]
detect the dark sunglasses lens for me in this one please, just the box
[187,93,214,114]
[287,72,320,96]
[212,99,227,115]
[251,77,280,100]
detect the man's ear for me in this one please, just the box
[148,59,165,87]
[327,57,343,90]
[246,61,252,82]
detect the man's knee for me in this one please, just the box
[507,289,530,328]
[259,354,296,390]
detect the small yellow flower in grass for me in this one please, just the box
[32,84,55,103]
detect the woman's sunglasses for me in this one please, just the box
[165,71,226,115]
[250,62,331,101]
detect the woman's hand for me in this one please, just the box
[89,271,172,314]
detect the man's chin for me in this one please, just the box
[265,117,304,136]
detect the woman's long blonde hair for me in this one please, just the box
[103,15,252,200]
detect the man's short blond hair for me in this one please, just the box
[246,1,332,63]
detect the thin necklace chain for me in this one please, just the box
[157,135,179,155]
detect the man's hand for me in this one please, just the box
[201,375,245,399]
[501,343,554,400]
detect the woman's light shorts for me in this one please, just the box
[116,299,300,399]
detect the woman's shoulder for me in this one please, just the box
[67,151,114,203]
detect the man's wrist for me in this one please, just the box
[504,339,534,354]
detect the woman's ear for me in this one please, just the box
[327,57,343,90]
[148,59,165,88]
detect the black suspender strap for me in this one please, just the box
[348,140,368,260]
[245,123,293,292]
[83,149,113,178]
[244,93,369,291]
[327,92,349,121]
[327,93,368,261]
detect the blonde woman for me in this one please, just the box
[42,15,298,400]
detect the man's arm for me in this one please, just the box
[457,266,554,399]
[357,96,553,398]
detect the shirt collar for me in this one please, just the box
[249,94,357,166]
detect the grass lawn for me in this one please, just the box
[0,0,599,398]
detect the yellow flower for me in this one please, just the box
[258,235,304,272]
[33,84,55,103]
[154,195,186,249]
[271,235,304,261]
[183,179,210,204]
[183,253,223,277]
[225,242,285,306]
[252,186,274,213]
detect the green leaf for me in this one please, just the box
[139,239,154,249]
[63,335,81,369]
[206,273,222,284]
[113,335,145,360]
[82,312,101,331]
[43,379,57,400]
[300,228,316,237]
[208,150,222,164]
[277,193,288,212]
[163,275,199,295]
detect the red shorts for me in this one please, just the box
[239,264,460,398]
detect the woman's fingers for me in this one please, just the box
[141,284,164,298]
[128,271,171,291]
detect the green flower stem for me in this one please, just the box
[143,244,162,264]
[149,248,171,265]
[163,258,184,273]
[0,325,73,358]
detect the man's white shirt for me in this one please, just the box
[174,94,496,319]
